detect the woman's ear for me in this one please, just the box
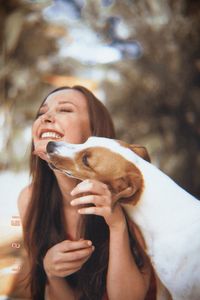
[128,144,151,162]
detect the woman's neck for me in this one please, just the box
[54,171,79,206]
[54,171,82,240]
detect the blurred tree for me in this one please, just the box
[0,0,199,198]
[0,0,67,169]
[82,0,200,197]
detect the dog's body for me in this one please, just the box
[46,137,200,300]
[122,156,200,300]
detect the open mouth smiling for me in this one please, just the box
[39,130,64,140]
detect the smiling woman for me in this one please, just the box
[32,88,92,160]
[17,86,155,300]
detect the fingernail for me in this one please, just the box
[70,200,75,206]
[87,241,92,246]
[92,246,95,251]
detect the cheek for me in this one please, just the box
[78,117,91,140]
[63,118,91,143]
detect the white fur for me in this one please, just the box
[53,137,200,300]
[122,162,200,300]
[51,141,83,158]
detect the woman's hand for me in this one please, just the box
[43,239,94,278]
[70,179,126,230]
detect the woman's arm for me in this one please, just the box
[18,186,94,300]
[107,218,150,300]
[45,277,75,300]
[71,179,151,300]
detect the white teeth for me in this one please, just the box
[41,132,62,139]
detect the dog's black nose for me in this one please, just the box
[47,141,56,154]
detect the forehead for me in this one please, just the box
[43,89,88,109]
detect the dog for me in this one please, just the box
[46,136,200,300]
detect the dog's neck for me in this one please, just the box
[122,159,199,240]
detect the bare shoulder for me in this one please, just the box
[17,184,32,221]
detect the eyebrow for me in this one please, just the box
[58,100,77,106]
[39,100,77,109]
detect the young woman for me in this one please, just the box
[18,86,155,300]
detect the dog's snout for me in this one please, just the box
[47,141,56,154]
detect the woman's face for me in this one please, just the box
[32,89,92,159]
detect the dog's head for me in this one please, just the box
[46,137,150,204]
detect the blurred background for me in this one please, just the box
[1,0,199,197]
[1,0,200,202]
[0,0,200,297]
[0,0,200,197]
[0,0,200,206]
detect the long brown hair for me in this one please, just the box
[24,86,144,300]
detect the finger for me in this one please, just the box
[47,250,95,277]
[57,267,81,277]
[51,265,82,277]
[49,245,94,266]
[62,246,95,262]
[53,254,93,273]
[78,206,111,216]
[70,194,110,207]
[58,239,93,252]
[71,179,110,197]
[56,264,85,277]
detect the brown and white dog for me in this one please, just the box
[46,136,200,300]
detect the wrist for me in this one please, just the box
[109,219,127,233]
[47,275,66,285]
[46,273,59,281]
[107,204,127,230]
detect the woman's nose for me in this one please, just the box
[41,111,55,123]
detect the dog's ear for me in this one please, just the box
[128,144,151,162]
[108,140,147,202]
[117,140,151,162]
[109,167,143,202]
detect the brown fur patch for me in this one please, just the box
[49,146,144,206]
[118,140,151,162]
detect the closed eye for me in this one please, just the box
[59,107,73,113]
[58,103,75,113]
[82,154,90,167]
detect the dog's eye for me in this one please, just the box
[82,154,90,167]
